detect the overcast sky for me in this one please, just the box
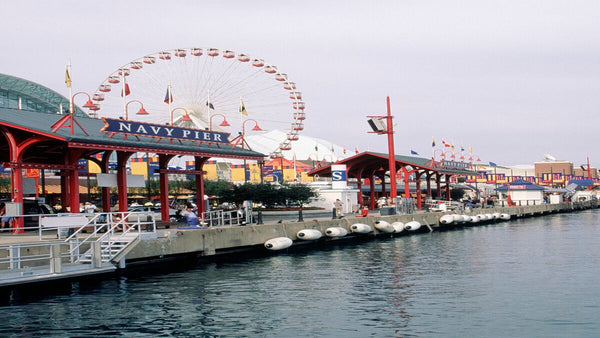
[2,0,599,166]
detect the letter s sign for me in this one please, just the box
[332,170,346,182]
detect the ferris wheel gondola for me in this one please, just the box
[91,47,305,157]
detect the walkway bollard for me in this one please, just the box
[257,210,263,225]
[332,208,337,219]
[298,209,304,222]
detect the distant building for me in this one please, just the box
[534,160,573,178]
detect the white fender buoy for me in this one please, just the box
[440,215,454,224]
[492,212,501,220]
[485,213,493,221]
[264,237,293,250]
[452,214,463,222]
[500,213,511,220]
[391,222,405,233]
[477,214,487,221]
[404,221,421,231]
[374,220,395,233]
[325,227,348,237]
[461,215,470,222]
[296,229,322,240]
[351,223,372,234]
[469,215,480,223]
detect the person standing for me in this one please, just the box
[334,199,343,217]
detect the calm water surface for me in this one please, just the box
[2,210,600,337]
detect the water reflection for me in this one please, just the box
[2,210,600,336]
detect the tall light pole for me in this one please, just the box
[367,97,397,203]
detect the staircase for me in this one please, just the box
[77,233,140,264]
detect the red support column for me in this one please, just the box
[101,150,113,212]
[60,172,69,211]
[436,173,442,198]
[401,166,410,198]
[369,174,376,210]
[67,149,85,214]
[117,151,133,213]
[426,172,432,198]
[159,154,174,222]
[11,167,24,233]
[355,168,364,207]
[381,174,386,199]
[416,172,422,210]
[194,156,208,217]
[445,174,451,201]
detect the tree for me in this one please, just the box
[283,184,317,207]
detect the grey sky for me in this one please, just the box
[2,0,599,166]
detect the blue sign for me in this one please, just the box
[101,118,230,144]
[332,170,347,182]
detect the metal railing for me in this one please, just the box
[201,209,243,227]
[63,212,156,263]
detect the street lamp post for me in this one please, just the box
[209,113,231,131]
[124,100,149,120]
[170,107,192,125]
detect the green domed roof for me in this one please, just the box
[0,73,86,116]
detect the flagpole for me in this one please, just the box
[67,60,73,115]
[168,83,172,124]
[122,73,126,119]
[207,89,211,127]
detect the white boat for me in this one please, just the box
[391,222,405,233]
[404,221,421,231]
[351,223,372,234]
[264,237,293,250]
[374,220,395,233]
[325,227,348,237]
[296,229,322,240]
[440,215,454,224]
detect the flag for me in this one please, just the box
[315,145,318,151]
[461,146,464,152]
[469,146,473,153]
[343,147,347,154]
[206,100,215,109]
[121,81,130,97]
[442,139,450,147]
[489,161,497,166]
[410,150,419,155]
[355,147,359,154]
[164,86,173,103]
[65,66,72,88]
[451,144,455,151]
[432,138,435,147]
[239,99,247,116]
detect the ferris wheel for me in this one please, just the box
[90,47,305,157]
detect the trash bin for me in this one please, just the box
[380,206,396,215]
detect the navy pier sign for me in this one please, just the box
[439,160,470,170]
[101,118,230,144]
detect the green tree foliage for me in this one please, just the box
[220,183,317,208]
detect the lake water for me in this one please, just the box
[2,210,600,337]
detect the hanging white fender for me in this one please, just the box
[391,222,405,233]
[351,223,372,234]
[374,220,395,233]
[325,227,348,237]
[500,213,511,220]
[440,215,454,224]
[296,229,322,240]
[404,221,421,231]
[264,237,293,250]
